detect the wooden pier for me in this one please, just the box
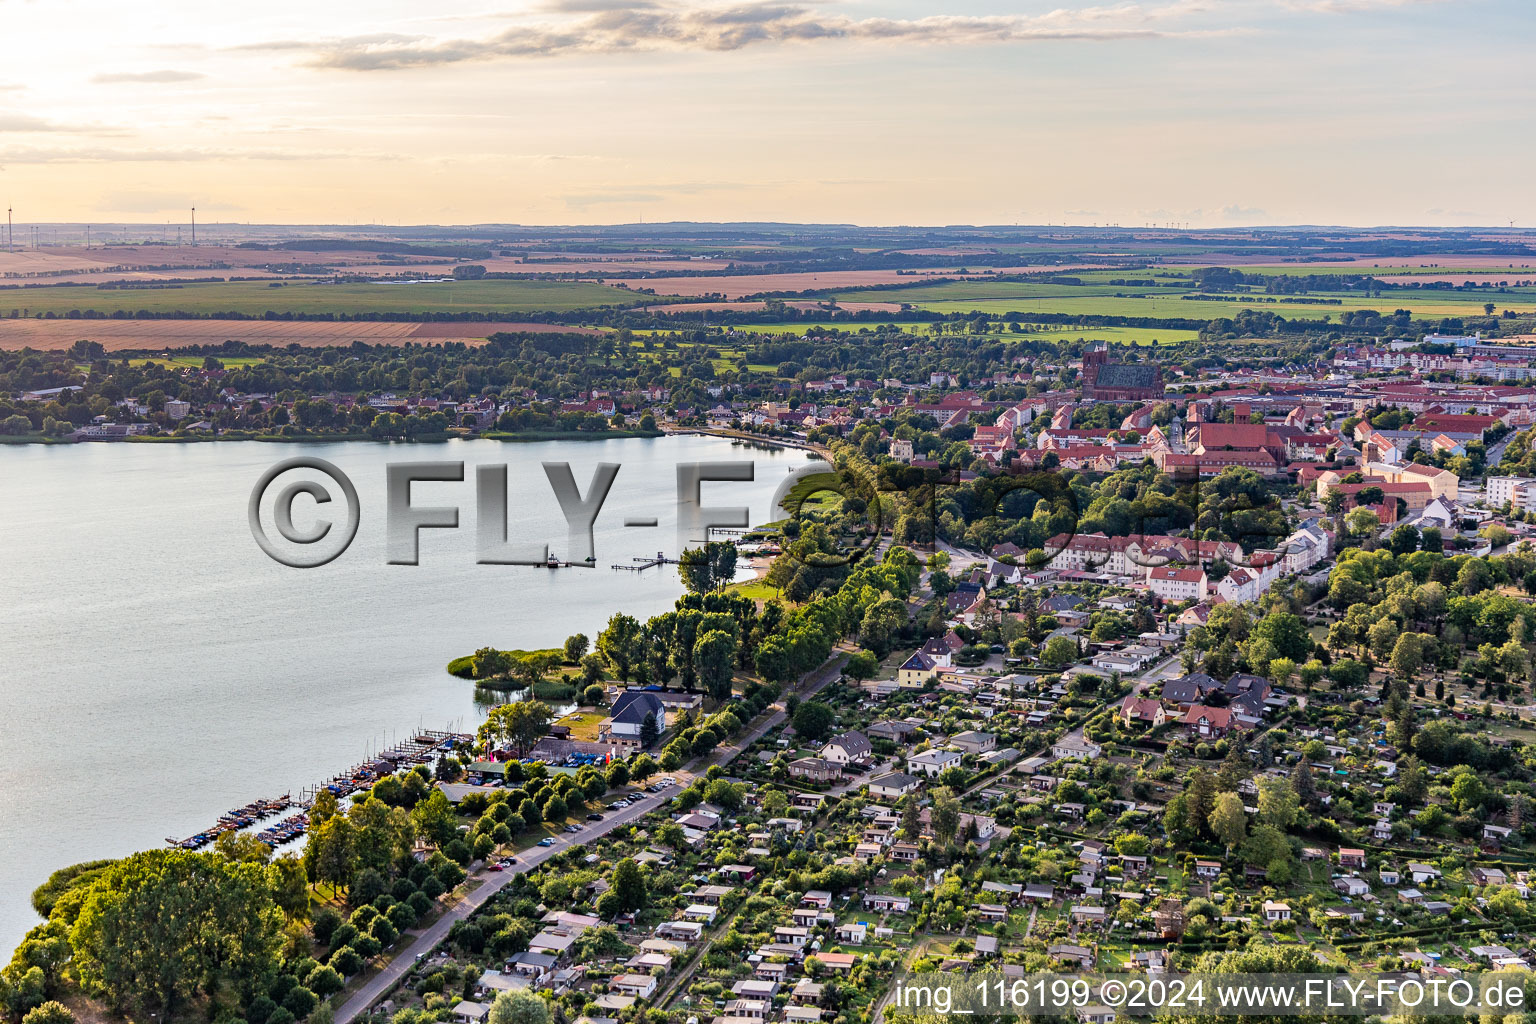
[611,551,680,572]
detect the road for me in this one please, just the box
[337,649,849,1022]
[335,781,683,1022]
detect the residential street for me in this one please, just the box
[337,649,850,1022]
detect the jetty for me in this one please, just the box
[166,729,471,851]
[611,551,680,572]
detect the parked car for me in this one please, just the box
[537,837,556,847]
[587,813,603,821]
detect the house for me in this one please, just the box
[1473,866,1509,887]
[774,926,810,946]
[952,730,997,755]
[1339,848,1367,869]
[908,748,963,777]
[453,1002,492,1024]
[611,974,659,999]
[1051,737,1102,762]
[1195,860,1222,879]
[1048,944,1095,969]
[821,731,872,764]
[1334,876,1370,897]
[977,903,1009,922]
[1262,900,1292,922]
[789,757,842,783]
[1182,704,1243,739]
[868,772,920,799]
[816,953,857,973]
[835,922,868,944]
[605,687,666,736]
[864,893,912,913]
[656,920,705,942]
[1408,862,1441,885]
[897,651,939,686]
[1147,566,1209,602]
[1119,696,1166,726]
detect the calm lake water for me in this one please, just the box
[0,435,805,955]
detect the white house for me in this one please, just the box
[821,731,872,764]
[907,748,962,777]
[1051,737,1102,762]
[1147,567,1209,602]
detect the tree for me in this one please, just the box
[490,990,552,1024]
[1041,635,1078,669]
[564,634,590,663]
[930,787,962,846]
[611,859,648,913]
[597,613,643,681]
[69,851,283,1015]
[639,711,661,749]
[1388,525,1420,555]
[859,599,908,658]
[1209,792,1247,854]
[693,629,737,702]
[473,647,513,681]
[482,700,553,757]
[411,789,459,849]
[1248,612,1311,663]
[304,815,356,895]
[583,684,606,706]
[791,701,836,742]
[1389,632,1425,682]
[1257,776,1299,828]
[844,650,879,681]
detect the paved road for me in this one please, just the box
[337,649,849,1022]
[336,782,684,1022]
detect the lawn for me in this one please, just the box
[0,278,671,316]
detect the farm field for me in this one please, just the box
[637,321,1197,345]
[605,264,1111,299]
[832,279,1536,319]
[0,318,600,351]
[0,278,655,317]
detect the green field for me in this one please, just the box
[639,322,1196,345]
[0,279,656,316]
[833,279,1536,320]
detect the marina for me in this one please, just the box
[166,730,472,851]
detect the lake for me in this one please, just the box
[0,435,807,955]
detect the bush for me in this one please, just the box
[23,1004,76,1024]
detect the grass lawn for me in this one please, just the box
[0,278,672,316]
[728,579,782,602]
[557,709,608,741]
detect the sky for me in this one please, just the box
[0,0,1531,228]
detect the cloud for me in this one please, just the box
[1218,204,1266,219]
[1280,0,1447,11]
[91,70,207,84]
[0,146,372,167]
[238,0,1242,71]
[0,115,67,132]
